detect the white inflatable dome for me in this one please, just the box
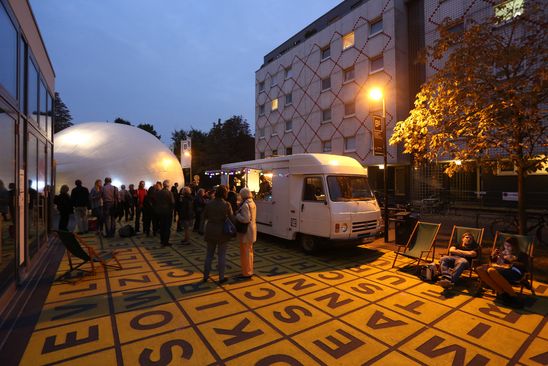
[54,122,184,192]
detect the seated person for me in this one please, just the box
[438,232,479,288]
[475,237,528,308]
[257,175,272,198]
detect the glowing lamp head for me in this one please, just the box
[369,87,383,101]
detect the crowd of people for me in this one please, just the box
[54,176,258,282]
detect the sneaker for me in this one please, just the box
[438,278,453,289]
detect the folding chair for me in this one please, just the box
[392,221,441,270]
[443,226,484,277]
[55,231,122,282]
[490,231,535,295]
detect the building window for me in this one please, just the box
[285,119,293,131]
[0,4,18,98]
[272,149,278,156]
[343,66,355,82]
[344,101,355,116]
[260,151,265,159]
[321,77,331,91]
[28,58,39,122]
[271,127,278,136]
[321,108,332,123]
[370,18,383,36]
[271,74,278,87]
[271,98,279,111]
[344,136,356,151]
[258,81,265,92]
[259,104,265,116]
[495,0,524,22]
[447,21,464,34]
[342,31,354,50]
[258,127,265,139]
[285,93,292,105]
[370,55,384,73]
[322,140,332,153]
[286,147,293,155]
[321,46,331,60]
[19,36,27,112]
[39,80,47,131]
[285,66,292,79]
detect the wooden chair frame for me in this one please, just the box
[392,221,441,270]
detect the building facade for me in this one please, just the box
[255,0,547,207]
[0,0,55,307]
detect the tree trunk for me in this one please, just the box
[516,165,526,235]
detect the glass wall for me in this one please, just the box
[0,108,16,294]
[27,133,38,259]
[28,59,38,123]
[0,2,17,98]
[19,36,26,112]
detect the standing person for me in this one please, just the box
[202,185,233,284]
[193,188,206,234]
[0,180,8,221]
[178,186,194,245]
[54,185,73,231]
[101,177,119,237]
[227,186,238,214]
[89,179,104,235]
[155,180,175,247]
[134,181,147,233]
[171,182,179,224]
[476,237,529,308]
[438,232,479,289]
[117,184,131,223]
[235,188,257,279]
[190,175,200,196]
[70,179,90,234]
[128,184,136,220]
[142,186,155,237]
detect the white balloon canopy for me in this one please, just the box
[54,122,184,192]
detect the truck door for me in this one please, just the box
[299,176,330,238]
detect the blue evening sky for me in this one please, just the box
[30,0,342,145]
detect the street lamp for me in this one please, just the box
[368,87,389,243]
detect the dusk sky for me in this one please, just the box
[30,0,342,145]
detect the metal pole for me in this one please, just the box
[383,97,389,243]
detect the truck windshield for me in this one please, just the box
[327,176,375,202]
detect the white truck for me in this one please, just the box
[221,153,382,253]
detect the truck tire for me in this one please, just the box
[300,235,318,254]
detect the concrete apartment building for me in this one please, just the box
[255,0,547,207]
[0,0,55,310]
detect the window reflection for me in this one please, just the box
[28,134,38,258]
[0,3,17,98]
[28,58,38,123]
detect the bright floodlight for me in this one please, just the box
[54,122,184,192]
[369,87,383,101]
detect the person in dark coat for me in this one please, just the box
[202,185,233,283]
[178,186,194,244]
[154,180,175,246]
[193,188,206,234]
[142,185,155,237]
[227,185,238,214]
[55,184,73,231]
[70,179,90,234]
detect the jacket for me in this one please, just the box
[154,188,175,215]
[203,198,233,244]
[235,198,257,243]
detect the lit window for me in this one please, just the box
[344,101,355,116]
[285,93,292,105]
[370,55,384,73]
[258,81,265,92]
[285,120,293,131]
[370,18,383,36]
[259,104,265,116]
[342,31,354,50]
[285,66,292,79]
[343,66,355,82]
[322,108,332,123]
[321,46,331,60]
[344,136,356,151]
[271,98,279,111]
[322,140,332,152]
[286,147,293,155]
[495,0,524,22]
[258,127,265,138]
[321,77,331,91]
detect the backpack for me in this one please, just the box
[419,263,440,282]
[119,224,135,238]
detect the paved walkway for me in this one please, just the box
[13,229,548,365]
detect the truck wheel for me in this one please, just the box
[300,235,318,254]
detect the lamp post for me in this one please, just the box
[369,87,389,243]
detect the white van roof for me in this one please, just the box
[221,153,367,175]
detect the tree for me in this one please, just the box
[137,123,161,139]
[53,92,73,133]
[114,117,132,125]
[390,0,547,234]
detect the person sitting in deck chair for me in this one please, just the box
[438,232,479,289]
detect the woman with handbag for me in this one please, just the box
[202,185,234,284]
[235,187,257,279]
